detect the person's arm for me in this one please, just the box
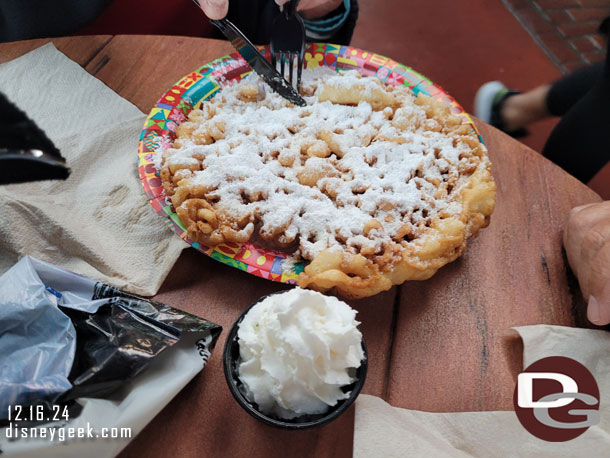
[198,0,358,45]
[301,0,358,45]
[200,0,340,20]
[564,201,610,325]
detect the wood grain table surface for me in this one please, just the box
[0,35,603,458]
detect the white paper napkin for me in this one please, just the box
[355,325,610,457]
[0,43,185,296]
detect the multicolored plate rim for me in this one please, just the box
[138,43,482,285]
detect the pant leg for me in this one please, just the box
[542,46,610,183]
[546,63,604,116]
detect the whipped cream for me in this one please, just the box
[237,288,364,419]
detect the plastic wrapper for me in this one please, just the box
[0,258,75,414]
[0,256,221,457]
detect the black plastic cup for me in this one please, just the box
[223,293,368,430]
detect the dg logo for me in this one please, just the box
[513,356,600,441]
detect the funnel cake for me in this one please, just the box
[160,69,496,298]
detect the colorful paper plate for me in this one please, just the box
[138,43,481,285]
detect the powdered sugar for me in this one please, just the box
[164,69,480,262]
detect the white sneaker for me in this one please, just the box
[474,81,528,137]
[474,81,508,124]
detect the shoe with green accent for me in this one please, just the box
[474,81,529,138]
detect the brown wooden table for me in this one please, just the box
[0,35,603,457]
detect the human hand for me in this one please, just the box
[563,201,610,325]
[198,0,228,20]
[198,0,343,21]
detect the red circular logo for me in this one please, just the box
[513,356,600,441]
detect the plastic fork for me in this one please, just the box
[270,0,306,91]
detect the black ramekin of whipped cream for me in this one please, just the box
[223,288,368,429]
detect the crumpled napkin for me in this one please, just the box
[0,43,185,295]
[355,325,610,457]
